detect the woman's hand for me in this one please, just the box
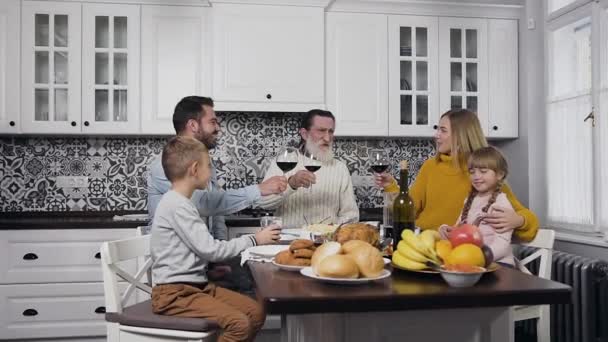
[373,172,395,189]
[481,205,524,233]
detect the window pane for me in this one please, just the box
[400,27,412,56]
[400,95,412,125]
[54,89,68,121]
[415,27,427,57]
[450,29,461,58]
[549,17,591,99]
[451,96,462,109]
[35,14,49,47]
[400,61,412,90]
[466,63,477,92]
[95,16,109,48]
[466,96,477,112]
[450,62,462,91]
[465,29,477,58]
[35,51,49,84]
[95,90,109,122]
[54,52,68,84]
[114,90,127,122]
[114,16,128,48]
[416,96,428,125]
[114,53,127,85]
[416,61,428,90]
[35,89,49,121]
[96,53,109,85]
[54,15,68,47]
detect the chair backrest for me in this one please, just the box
[100,233,153,314]
[516,229,555,279]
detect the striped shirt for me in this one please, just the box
[257,154,359,228]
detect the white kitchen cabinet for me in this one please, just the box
[488,19,518,138]
[0,0,20,134]
[211,3,324,111]
[0,229,135,340]
[82,3,140,134]
[326,13,388,137]
[21,1,81,134]
[141,5,210,135]
[388,15,439,137]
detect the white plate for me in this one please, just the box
[272,260,307,272]
[300,267,391,285]
[246,245,289,258]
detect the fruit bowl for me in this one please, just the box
[439,265,486,288]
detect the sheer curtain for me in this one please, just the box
[600,90,608,229]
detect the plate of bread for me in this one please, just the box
[272,239,316,271]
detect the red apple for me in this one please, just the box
[448,224,483,248]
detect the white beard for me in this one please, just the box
[305,139,334,163]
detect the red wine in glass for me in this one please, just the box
[305,165,321,173]
[276,147,298,174]
[277,162,297,173]
[371,164,389,173]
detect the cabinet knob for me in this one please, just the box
[23,309,38,316]
[84,121,90,127]
[433,125,438,130]
[94,252,101,259]
[71,121,77,127]
[266,94,272,100]
[95,306,106,314]
[493,125,498,131]
[9,121,15,126]
[23,253,38,260]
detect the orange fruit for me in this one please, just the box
[435,239,453,262]
[444,243,485,267]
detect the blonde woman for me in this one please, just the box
[375,109,538,241]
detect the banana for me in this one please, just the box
[401,229,441,264]
[392,250,428,270]
[419,230,440,251]
[396,240,429,263]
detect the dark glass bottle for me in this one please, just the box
[392,160,416,248]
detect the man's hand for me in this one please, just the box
[481,205,524,233]
[287,170,316,189]
[254,224,282,245]
[207,264,232,281]
[258,176,288,196]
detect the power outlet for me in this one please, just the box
[56,176,89,188]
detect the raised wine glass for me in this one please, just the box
[276,147,298,174]
[369,149,390,175]
[303,150,322,191]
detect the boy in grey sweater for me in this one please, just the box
[151,136,281,342]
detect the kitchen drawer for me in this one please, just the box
[0,282,131,340]
[227,226,259,240]
[0,229,136,284]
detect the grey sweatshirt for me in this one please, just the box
[151,190,256,285]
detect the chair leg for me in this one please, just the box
[536,305,550,342]
[106,322,120,342]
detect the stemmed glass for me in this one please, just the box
[276,147,298,174]
[303,150,322,191]
[369,149,390,175]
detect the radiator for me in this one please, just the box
[515,247,608,342]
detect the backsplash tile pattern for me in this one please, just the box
[0,113,435,212]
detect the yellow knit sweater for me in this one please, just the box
[385,154,539,242]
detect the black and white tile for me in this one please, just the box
[0,112,435,211]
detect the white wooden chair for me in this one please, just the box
[100,233,218,342]
[512,229,555,342]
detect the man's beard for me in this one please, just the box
[305,139,334,163]
[198,131,219,149]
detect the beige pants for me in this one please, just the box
[152,283,265,342]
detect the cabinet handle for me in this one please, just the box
[95,306,106,314]
[23,309,38,316]
[94,252,101,259]
[84,121,90,127]
[433,125,438,130]
[71,121,77,127]
[266,94,272,100]
[23,253,38,260]
[492,125,498,131]
[9,121,15,126]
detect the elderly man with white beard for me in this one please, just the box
[258,109,359,228]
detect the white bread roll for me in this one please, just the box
[317,254,359,279]
[341,240,373,254]
[346,245,384,278]
[311,241,342,275]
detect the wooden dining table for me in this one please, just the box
[248,262,571,342]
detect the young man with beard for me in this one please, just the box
[258,109,359,227]
[147,96,288,287]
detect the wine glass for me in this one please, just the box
[276,147,298,174]
[303,150,322,192]
[369,149,390,175]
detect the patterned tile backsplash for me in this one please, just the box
[0,112,435,212]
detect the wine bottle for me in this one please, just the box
[392,160,416,249]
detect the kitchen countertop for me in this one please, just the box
[0,207,383,230]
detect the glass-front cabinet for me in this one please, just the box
[388,16,438,137]
[0,0,19,133]
[439,18,489,134]
[82,4,139,134]
[21,1,81,133]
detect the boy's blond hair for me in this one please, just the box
[161,136,209,182]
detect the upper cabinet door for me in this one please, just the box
[326,13,388,137]
[488,19,518,138]
[439,17,489,135]
[141,5,209,135]
[388,15,439,137]
[211,4,324,111]
[21,1,81,134]
[0,0,20,134]
[81,4,140,134]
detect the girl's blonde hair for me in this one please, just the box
[435,109,488,169]
[459,146,509,224]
